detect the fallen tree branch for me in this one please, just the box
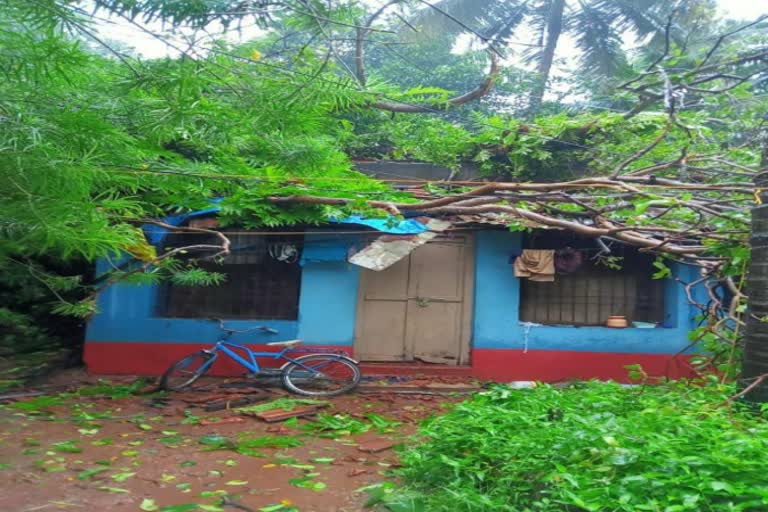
[370,52,500,112]
[722,372,768,405]
[80,220,232,311]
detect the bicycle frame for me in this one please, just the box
[199,334,350,376]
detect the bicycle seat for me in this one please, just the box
[266,339,302,347]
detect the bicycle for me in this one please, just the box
[160,319,361,397]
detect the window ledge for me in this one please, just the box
[519,323,674,329]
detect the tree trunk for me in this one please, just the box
[741,136,768,402]
[525,0,565,118]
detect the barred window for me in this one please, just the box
[518,233,665,326]
[158,230,302,320]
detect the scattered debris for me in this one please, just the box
[2,369,466,512]
[0,391,49,402]
[251,405,329,423]
[204,395,271,412]
[235,397,328,413]
[199,416,246,426]
[137,384,160,394]
[220,496,257,512]
[357,382,480,394]
[266,425,292,434]
[173,388,274,411]
[301,414,373,436]
[357,439,398,454]
[234,397,330,422]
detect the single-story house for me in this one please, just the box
[85,203,706,382]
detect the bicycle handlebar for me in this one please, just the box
[208,318,279,335]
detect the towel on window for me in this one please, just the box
[513,249,555,281]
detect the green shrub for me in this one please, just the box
[393,381,768,511]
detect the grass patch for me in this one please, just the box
[378,381,768,511]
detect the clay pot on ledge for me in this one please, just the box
[606,316,628,328]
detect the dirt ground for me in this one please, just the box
[0,370,469,512]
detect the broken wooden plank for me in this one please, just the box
[249,405,327,423]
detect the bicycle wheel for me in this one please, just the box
[281,354,361,397]
[160,351,215,391]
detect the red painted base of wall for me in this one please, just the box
[83,342,353,376]
[471,349,697,383]
[84,343,696,382]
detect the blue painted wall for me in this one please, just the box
[87,230,703,355]
[86,234,361,346]
[473,230,702,354]
[296,261,359,346]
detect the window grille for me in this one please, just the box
[518,234,665,326]
[159,231,302,320]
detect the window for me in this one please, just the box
[518,233,665,326]
[158,230,302,320]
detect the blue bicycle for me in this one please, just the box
[160,320,361,397]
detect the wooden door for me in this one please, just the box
[354,234,473,364]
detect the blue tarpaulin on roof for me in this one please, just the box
[143,201,427,247]
[331,215,428,235]
[143,203,223,246]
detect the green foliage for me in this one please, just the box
[347,107,760,184]
[302,412,400,437]
[51,299,98,318]
[70,378,147,399]
[198,432,303,456]
[169,268,226,287]
[362,33,536,117]
[593,255,623,270]
[50,440,82,453]
[384,116,475,171]
[0,2,414,322]
[387,382,768,511]
[0,260,83,355]
[9,395,64,412]
[0,2,402,263]
[302,413,372,436]
[7,380,144,414]
[235,397,328,413]
[651,258,673,279]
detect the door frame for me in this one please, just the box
[353,233,475,365]
[455,233,475,365]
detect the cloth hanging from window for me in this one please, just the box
[554,247,584,274]
[513,249,555,282]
